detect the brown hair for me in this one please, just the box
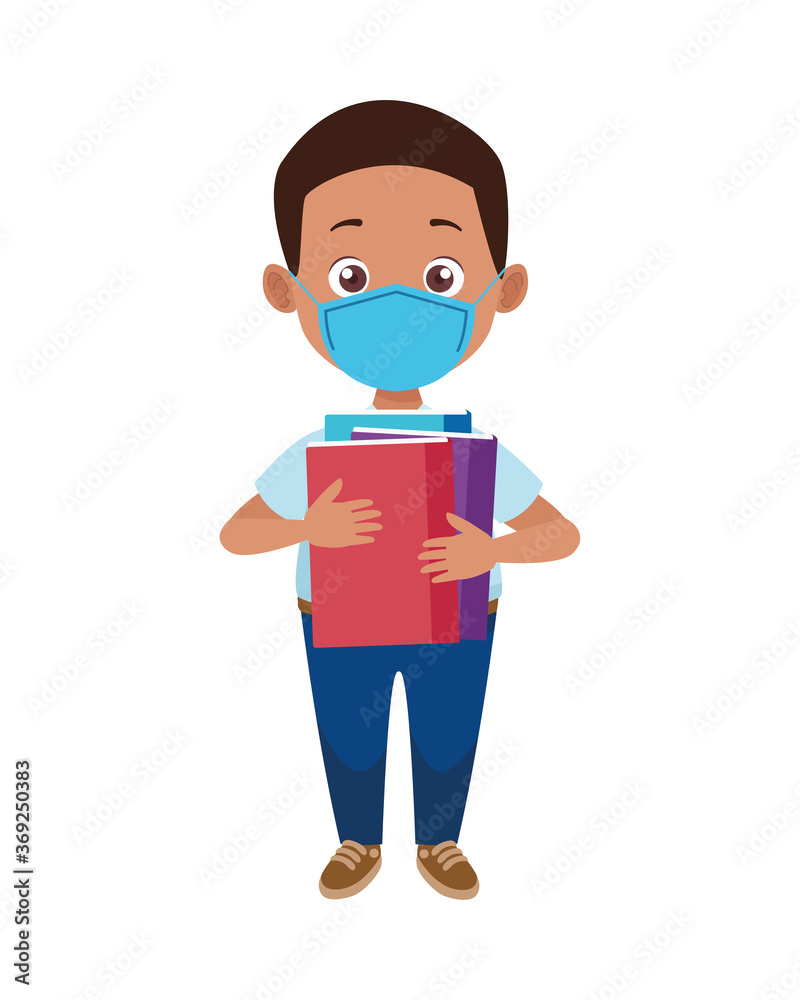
[274,100,508,275]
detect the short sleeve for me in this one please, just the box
[492,440,543,523]
[255,428,324,519]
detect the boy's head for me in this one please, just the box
[263,100,527,390]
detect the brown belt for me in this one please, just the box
[298,596,499,616]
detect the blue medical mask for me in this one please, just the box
[290,271,505,390]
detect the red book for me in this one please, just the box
[306,437,459,648]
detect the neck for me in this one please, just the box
[371,388,423,410]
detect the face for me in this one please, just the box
[263,165,527,379]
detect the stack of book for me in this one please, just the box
[307,411,497,648]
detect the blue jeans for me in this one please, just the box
[301,611,496,844]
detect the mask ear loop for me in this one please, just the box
[289,272,320,306]
[475,268,506,304]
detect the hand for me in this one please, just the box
[304,478,382,547]
[417,513,496,583]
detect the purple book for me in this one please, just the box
[351,427,498,640]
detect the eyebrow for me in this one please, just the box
[330,219,363,231]
[430,219,462,231]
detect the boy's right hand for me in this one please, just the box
[304,479,382,547]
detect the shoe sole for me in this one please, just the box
[417,857,479,899]
[319,856,382,899]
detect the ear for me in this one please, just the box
[495,264,528,313]
[263,265,297,313]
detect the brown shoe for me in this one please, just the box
[319,841,381,899]
[417,841,479,899]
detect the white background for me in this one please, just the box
[3,1,800,998]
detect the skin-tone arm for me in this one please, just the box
[223,481,577,586]
[219,479,382,555]
[418,495,579,584]
[496,495,579,563]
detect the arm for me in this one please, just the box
[219,494,307,555]
[418,495,579,583]
[494,494,579,563]
[220,479,382,555]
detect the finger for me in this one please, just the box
[421,537,451,548]
[352,509,381,522]
[349,535,376,545]
[431,572,457,583]
[417,550,447,561]
[445,512,475,533]
[317,478,343,503]
[420,562,450,575]
[353,522,382,533]
[347,498,374,511]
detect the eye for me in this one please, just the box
[328,257,369,297]
[423,257,464,297]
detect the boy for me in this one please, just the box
[220,101,579,899]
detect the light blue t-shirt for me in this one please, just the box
[255,407,542,603]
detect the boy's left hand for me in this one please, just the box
[418,513,496,583]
